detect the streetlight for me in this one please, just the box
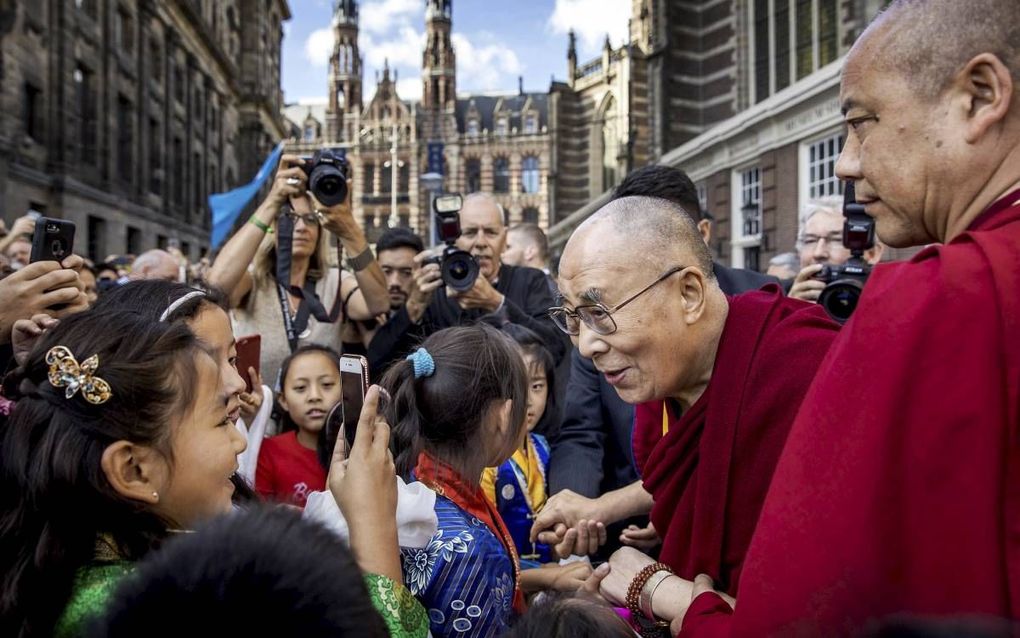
[382,121,404,228]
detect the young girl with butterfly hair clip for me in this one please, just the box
[384,324,531,638]
[0,309,247,637]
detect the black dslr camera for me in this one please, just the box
[814,182,876,324]
[423,193,479,293]
[300,148,349,207]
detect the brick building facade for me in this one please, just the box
[0,0,289,261]
[548,0,917,270]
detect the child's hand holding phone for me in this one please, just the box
[326,385,401,581]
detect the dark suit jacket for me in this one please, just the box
[713,262,780,295]
[367,263,568,381]
[548,261,782,498]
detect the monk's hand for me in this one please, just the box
[598,546,656,606]
[531,489,599,544]
[789,264,826,303]
[670,573,736,635]
[620,522,661,551]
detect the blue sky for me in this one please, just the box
[281,0,631,103]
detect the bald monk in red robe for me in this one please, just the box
[664,1,1020,635]
[531,195,840,607]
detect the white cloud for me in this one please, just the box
[451,32,523,93]
[304,27,334,67]
[361,26,425,69]
[547,0,630,55]
[396,76,423,101]
[361,0,420,35]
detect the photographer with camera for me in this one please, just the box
[789,196,883,308]
[367,192,567,379]
[209,153,389,386]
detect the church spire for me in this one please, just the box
[422,0,456,122]
[326,0,362,140]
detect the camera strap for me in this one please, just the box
[275,209,344,352]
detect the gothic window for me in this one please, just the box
[601,97,620,190]
[363,163,375,195]
[495,117,508,136]
[521,156,540,194]
[467,118,479,136]
[399,162,410,193]
[465,158,481,193]
[303,125,316,142]
[116,96,133,184]
[493,157,510,193]
[381,163,392,194]
[23,82,42,142]
[521,207,539,224]
[524,114,538,134]
[337,88,346,110]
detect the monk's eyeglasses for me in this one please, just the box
[548,266,687,336]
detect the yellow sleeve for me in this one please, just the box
[480,466,498,506]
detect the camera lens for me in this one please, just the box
[818,279,863,324]
[309,165,347,206]
[442,250,479,292]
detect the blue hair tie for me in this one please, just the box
[406,347,436,379]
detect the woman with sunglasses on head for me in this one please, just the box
[209,153,389,387]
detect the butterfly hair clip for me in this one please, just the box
[46,346,113,405]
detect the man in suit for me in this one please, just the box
[548,164,779,553]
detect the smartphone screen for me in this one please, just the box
[339,355,369,451]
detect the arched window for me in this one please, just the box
[521,156,540,194]
[601,96,620,191]
[493,157,510,193]
[522,207,539,224]
[465,158,481,193]
[363,163,375,195]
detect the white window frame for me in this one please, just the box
[798,130,845,206]
[748,0,835,103]
[730,166,762,269]
[524,113,537,134]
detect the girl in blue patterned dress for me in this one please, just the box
[385,325,530,638]
[481,324,594,594]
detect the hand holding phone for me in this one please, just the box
[324,355,371,457]
[234,335,261,394]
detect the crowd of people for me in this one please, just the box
[0,0,1019,636]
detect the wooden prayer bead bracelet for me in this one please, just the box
[626,561,674,637]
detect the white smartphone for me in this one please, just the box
[339,355,369,451]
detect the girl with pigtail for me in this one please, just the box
[384,324,530,638]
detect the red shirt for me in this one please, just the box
[255,431,326,508]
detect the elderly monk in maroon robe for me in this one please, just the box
[655,1,1020,636]
[532,195,840,608]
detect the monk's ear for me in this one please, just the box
[100,440,168,505]
[954,52,1013,144]
[678,267,708,325]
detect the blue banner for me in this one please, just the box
[209,142,285,248]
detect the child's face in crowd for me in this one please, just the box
[279,352,342,434]
[523,352,548,433]
[188,306,246,423]
[155,353,247,526]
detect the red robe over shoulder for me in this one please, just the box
[636,287,840,595]
[683,190,1020,636]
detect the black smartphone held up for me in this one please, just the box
[29,217,76,264]
[340,354,370,451]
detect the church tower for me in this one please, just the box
[326,0,362,141]
[422,0,456,138]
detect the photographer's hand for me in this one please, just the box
[449,272,504,312]
[406,251,443,322]
[789,264,826,303]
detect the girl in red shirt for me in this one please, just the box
[256,345,342,507]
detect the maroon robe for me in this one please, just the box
[683,190,1020,636]
[637,286,840,594]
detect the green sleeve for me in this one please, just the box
[54,562,133,638]
[363,572,430,638]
